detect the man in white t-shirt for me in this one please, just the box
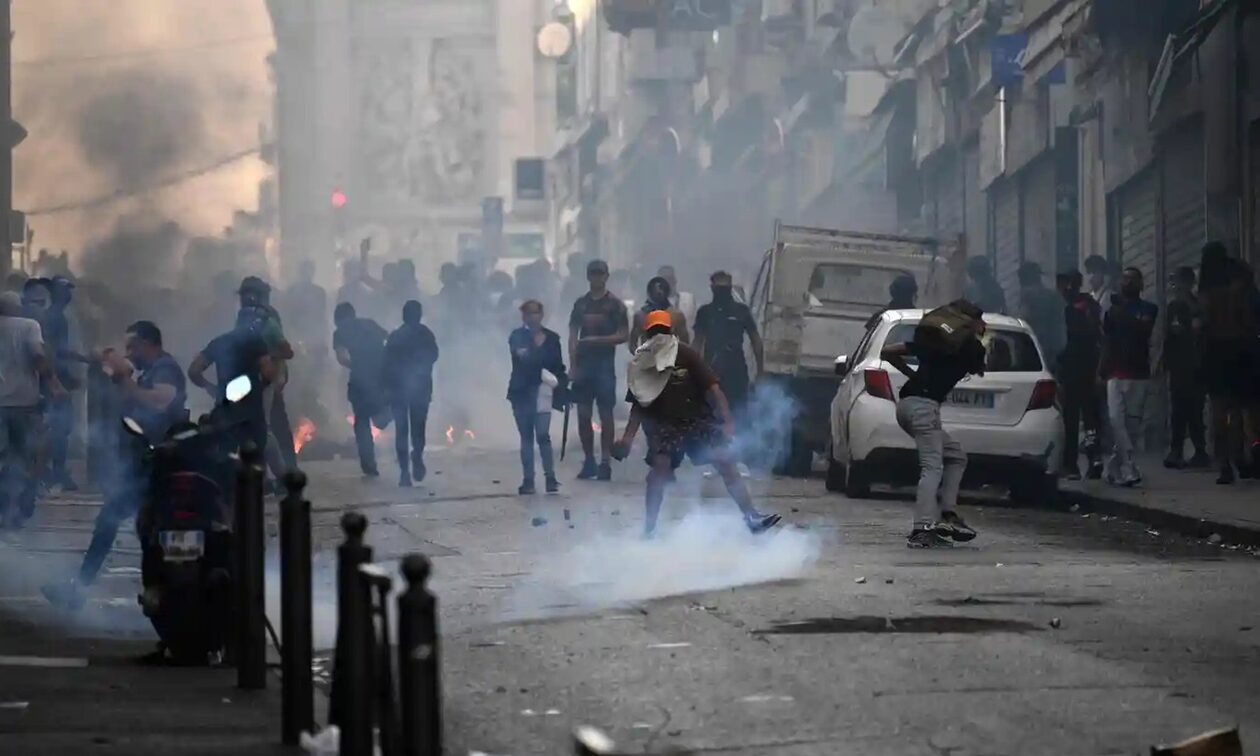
[0,292,65,528]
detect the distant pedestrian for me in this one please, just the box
[631,276,691,350]
[1160,266,1209,469]
[1018,261,1066,362]
[1099,267,1158,487]
[1198,243,1259,484]
[656,265,696,326]
[332,303,389,477]
[693,271,764,426]
[45,277,82,491]
[384,300,439,487]
[865,274,918,330]
[507,300,567,495]
[881,301,985,548]
[964,257,1007,315]
[568,259,629,481]
[613,310,780,538]
[1084,255,1113,305]
[1055,270,1103,480]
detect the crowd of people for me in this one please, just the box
[966,242,1260,487]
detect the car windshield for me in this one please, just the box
[883,323,1043,372]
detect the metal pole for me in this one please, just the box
[1,0,12,279]
[279,471,314,744]
[397,554,442,756]
[361,563,399,756]
[235,443,267,690]
[331,512,373,756]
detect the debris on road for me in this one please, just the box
[740,694,794,703]
[854,576,867,584]
[0,701,30,710]
[1049,618,1061,629]
[1070,504,1080,513]
[647,642,691,649]
[885,578,895,584]
[531,516,548,527]
[1150,725,1241,756]
[1208,533,1223,545]
[564,508,572,521]
[574,726,617,755]
[1147,529,1161,537]
[995,563,1005,568]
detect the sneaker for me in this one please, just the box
[545,476,560,494]
[362,467,380,478]
[1217,466,1235,485]
[577,459,598,480]
[413,460,427,484]
[1086,462,1104,480]
[936,511,977,542]
[1186,452,1212,469]
[518,481,536,495]
[41,580,86,611]
[746,513,782,534]
[907,527,952,549]
[398,471,413,488]
[1163,453,1185,469]
[597,462,613,481]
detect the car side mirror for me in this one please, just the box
[834,355,849,376]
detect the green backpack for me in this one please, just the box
[914,300,985,355]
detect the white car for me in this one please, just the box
[827,310,1064,503]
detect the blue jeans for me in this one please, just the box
[512,404,555,483]
[0,406,43,522]
[80,443,145,583]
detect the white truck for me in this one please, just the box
[749,222,963,476]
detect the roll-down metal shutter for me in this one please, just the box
[1117,169,1158,289]
[964,143,987,261]
[1160,121,1206,284]
[935,151,964,240]
[992,177,1021,313]
[1021,156,1056,276]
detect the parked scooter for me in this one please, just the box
[130,375,254,665]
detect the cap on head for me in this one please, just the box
[644,309,673,332]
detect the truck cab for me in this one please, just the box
[750,222,962,476]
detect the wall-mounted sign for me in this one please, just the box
[605,0,732,34]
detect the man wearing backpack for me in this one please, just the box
[881,300,987,548]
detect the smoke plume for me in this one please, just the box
[12,0,273,257]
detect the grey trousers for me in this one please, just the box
[1105,378,1149,483]
[895,396,967,527]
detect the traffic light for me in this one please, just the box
[330,188,348,210]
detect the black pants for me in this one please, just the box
[349,402,378,474]
[1061,372,1102,470]
[270,389,297,472]
[1169,375,1206,456]
[392,397,429,477]
[79,446,144,584]
[47,395,74,481]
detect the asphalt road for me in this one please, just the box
[2,447,1259,755]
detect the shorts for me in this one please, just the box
[645,417,727,470]
[572,360,617,410]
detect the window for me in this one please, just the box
[883,324,1043,372]
[808,264,911,308]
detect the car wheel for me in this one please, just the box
[844,461,871,498]
[1010,472,1058,506]
[825,457,846,492]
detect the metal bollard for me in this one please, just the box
[279,471,314,745]
[235,443,267,690]
[360,563,400,756]
[397,555,442,756]
[330,512,374,756]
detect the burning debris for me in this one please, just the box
[293,417,317,455]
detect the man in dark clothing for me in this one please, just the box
[1055,270,1104,480]
[237,277,297,479]
[189,319,273,454]
[333,302,389,476]
[865,273,918,330]
[284,259,329,356]
[881,302,986,549]
[1100,267,1159,487]
[1018,261,1066,362]
[1161,266,1209,468]
[614,310,780,538]
[569,259,629,481]
[44,321,187,609]
[630,276,691,349]
[964,257,1007,315]
[45,277,80,490]
[693,271,764,425]
[384,300,439,487]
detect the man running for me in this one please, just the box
[613,310,780,538]
[881,302,986,548]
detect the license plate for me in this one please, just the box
[946,389,995,409]
[159,530,205,562]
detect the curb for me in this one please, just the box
[1057,486,1260,549]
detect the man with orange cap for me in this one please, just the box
[614,310,781,537]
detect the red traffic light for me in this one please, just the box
[330,189,348,209]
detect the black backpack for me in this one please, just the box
[914,299,985,355]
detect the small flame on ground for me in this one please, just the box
[464,429,476,441]
[293,417,316,455]
[346,414,384,441]
[445,425,455,444]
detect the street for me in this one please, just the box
[2,446,1258,755]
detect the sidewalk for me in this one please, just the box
[1061,453,1260,546]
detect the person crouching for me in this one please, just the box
[612,310,780,538]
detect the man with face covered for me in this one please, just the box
[693,271,764,424]
[1100,267,1159,487]
[630,276,691,350]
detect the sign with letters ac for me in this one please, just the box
[605,0,731,33]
